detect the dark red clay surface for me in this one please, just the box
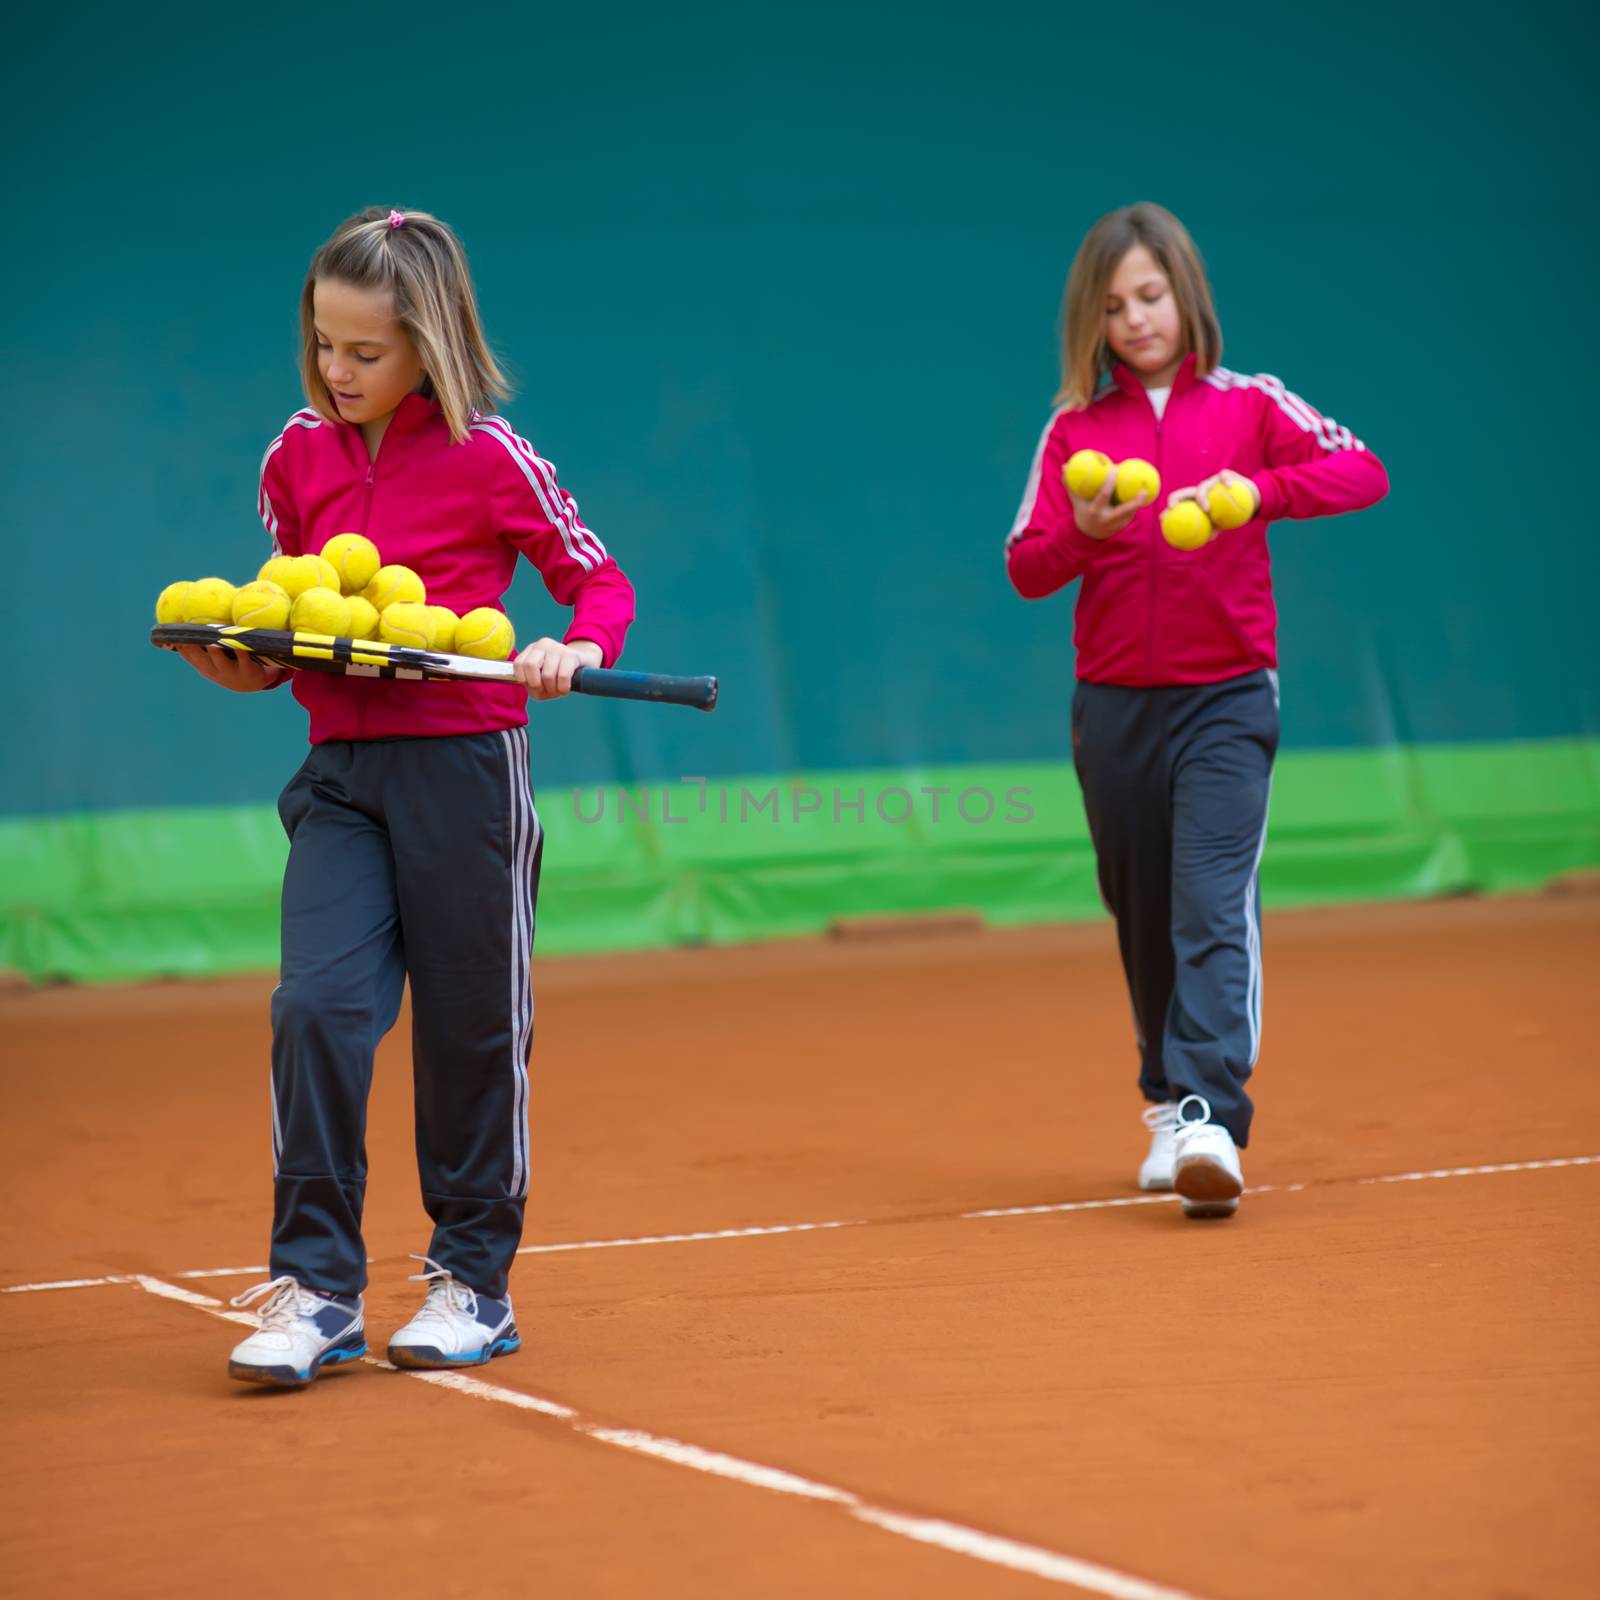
[4,895,1597,1598]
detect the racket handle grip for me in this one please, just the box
[571,667,718,711]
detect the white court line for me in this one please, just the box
[133,1274,255,1322]
[167,1228,867,1274]
[1,1275,138,1294]
[2,1224,873,1294]
[964,1193,1179,1221]
[518,1218,866,1254]
[1358,1155,1600,1184]
[415,1367,576,1420]
[855,1508,1192,1597]
[964,1181,1308,1221]
[130,1275,1207,1600]
[4,1154,1597,1297]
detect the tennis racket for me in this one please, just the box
[152,624,719,711]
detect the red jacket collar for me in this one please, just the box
[386,391,443,435]
[328,389,442,441]
[1111,351,1199,400]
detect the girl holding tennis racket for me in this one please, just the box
[1005,203,1388,1219]
[178,206,635,1385]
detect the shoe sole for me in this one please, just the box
[1137,1171,1174,1192]
[1173,1154,1242,1220]
[386,1332,521,1370]
[228,1339,368,1388]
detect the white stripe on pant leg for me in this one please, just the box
[1247,872,1262,1063]
[499,729,516,1196]
[528,732,547,1196]
[270,1071,283,1173]
[515,728,535,1201]
[524,804,539,1200]
[514,727,533,1200]
[269,982,283,1174]
[515,728,540,1200]
[502,731,529,1199]
[1245,854,1263,1066]
[504,726,537,1202]
[1245,775,1273,1067]
[497,725,541,1204]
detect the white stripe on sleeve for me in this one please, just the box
[1204,369,1364,453]
[257,410,322,549]
[1006,407,1068,549]
[472,417,608,572]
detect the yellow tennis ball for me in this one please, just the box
[275,555,339,600]
[155,581,194,624]
[319,533,382,595]
[1062,449,1112,499]
[179,577,237,623]
[454,608,516,660]
[1112,458,1161,505]
[232,580,292,628]
[427,606,459,653]
[379,601,438,650]
[345,595,380,640]
[365,564,426,611]
[1160,501,1215,551]
[290,587,353,636]
[1207,477,1256,530]
[258,554,296,588]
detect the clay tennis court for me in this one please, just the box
[4,892,1597,1599]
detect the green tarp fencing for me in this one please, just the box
[3,740,1595,986]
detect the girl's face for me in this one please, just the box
[313,279,425,427]
[1103,245,1185,387]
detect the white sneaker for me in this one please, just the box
[1138,1103,1179,1191]
[387,1256,520,1370]
[227,1277,366,1387]
[1172,1095,1244,1219]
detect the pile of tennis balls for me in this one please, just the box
[154,533,516,660]
[1062,449,1253,552]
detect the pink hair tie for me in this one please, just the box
[387,210,406,229]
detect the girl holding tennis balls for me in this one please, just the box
[176,206,636,1386]
[1005,203,1388,1218]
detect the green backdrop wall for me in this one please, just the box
[3,0,1597,977]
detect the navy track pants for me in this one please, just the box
[268,728,542,1298]
[1071,670,1279,1147]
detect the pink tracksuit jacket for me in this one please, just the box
[1006,354,1389,684]
[257,393,636,744]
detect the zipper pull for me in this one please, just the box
[365,463,375,488]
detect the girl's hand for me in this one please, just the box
[1168,469,1260,521]
[516,637,603,701]
[174,644,284,692]
[1070,473,1148,542]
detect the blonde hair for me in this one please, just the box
[1055,203,1222,410]
[300,207,509,443]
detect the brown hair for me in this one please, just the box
[299,207,509,443]
[1055,203,1222,410]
